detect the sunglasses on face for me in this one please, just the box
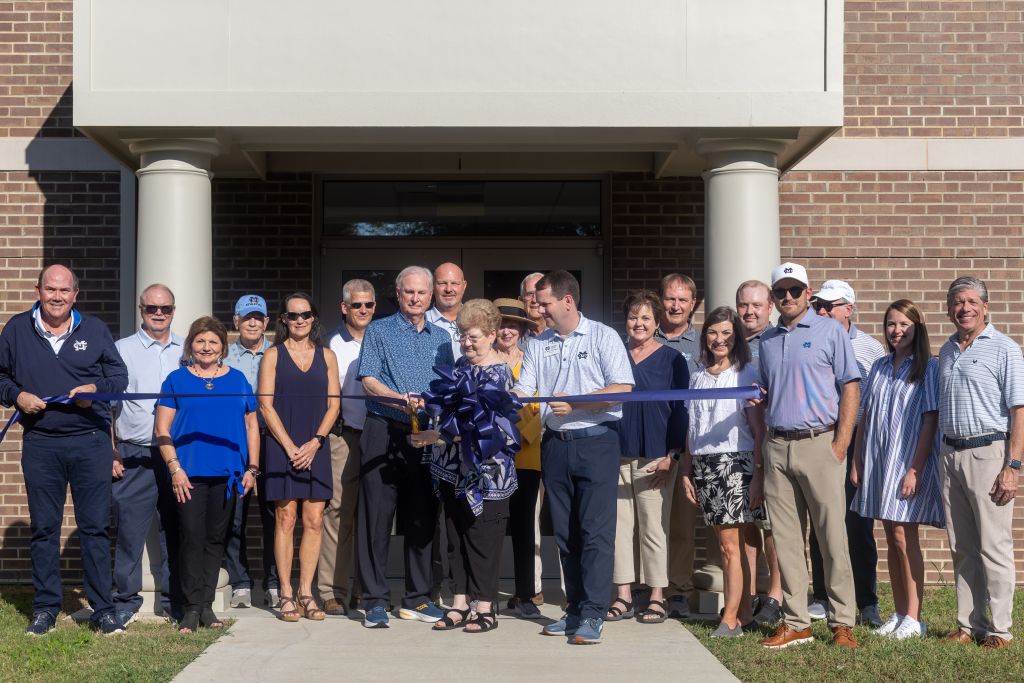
[347,301,375,310]
[141,305,175,315]
[772,286,806,301]
[240,313,266,322]
[812,300,847,313]
[283,311,314,321]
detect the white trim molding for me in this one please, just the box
[794,137,1024,172]
[0,137,122,172]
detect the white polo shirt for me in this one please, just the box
[328,323,367,430]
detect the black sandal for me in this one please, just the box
[463,611,498,633]
[200,607,224,628]
[178,610,200,634]
[606,597,634,621]
[433,608,470,631]
[637,599,667,624]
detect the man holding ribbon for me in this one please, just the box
[513,270,634,645]
[0,265,129,636]
[356,265,455,628]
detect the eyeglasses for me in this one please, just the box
[240,312,266,322]
[348,302,375,310]
[522,291,537,300]
[141,305,175,315]
[283,311,314,321]
[812,300,848,313]
[772,286,806,301]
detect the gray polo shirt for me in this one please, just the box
[848,323,886,424]
[513,313,634,431]
[938,323,1024,438]
[758,310,861,431]
[225,338,272,426]
[747,328,767,372]
[655,324,701,374]
[114,328,184,446]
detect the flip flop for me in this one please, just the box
[637,599,668,624]
[605,597,634,622]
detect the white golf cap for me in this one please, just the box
[815,279,856,304]
[770,262,809,287]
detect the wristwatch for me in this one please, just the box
[315,434,327,448]
[1008,459,1022,471]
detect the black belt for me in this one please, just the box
[544,424,610,441]
[770,424,835,441]
[342,426,362,435]
[943,432,1007,450]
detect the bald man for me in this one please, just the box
[426,262,467,360]
[0,265,129,636]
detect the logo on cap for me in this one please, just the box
[784,267,793,274]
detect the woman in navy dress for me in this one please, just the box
[259,292,340,622]
[608,290,689,624]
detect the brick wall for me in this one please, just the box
[0,169,121,583]
[0,1,76,137]
[843,0,1024,137]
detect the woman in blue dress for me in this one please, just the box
[850,299,943,640]
[259,293,341,622]
[155,316,260,634]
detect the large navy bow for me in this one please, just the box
[421,365,522,476]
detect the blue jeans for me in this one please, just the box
[111,442,181,616]
[22,430,114,621]
[541,428,619,621]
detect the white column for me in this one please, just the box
[698,138,787,312]
[129,139,220,336]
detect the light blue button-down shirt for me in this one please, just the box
[225,337,272,392]
[759,310,860,431]
[426,306,462,360]
[513,314,634,431]
[114,328,184,445]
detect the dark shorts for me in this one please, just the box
[692,450,755,527]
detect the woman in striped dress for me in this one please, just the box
[850,299,944,640]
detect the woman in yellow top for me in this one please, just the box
[493,298,543,619]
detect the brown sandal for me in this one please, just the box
[278,596,301,622]
[297,595,326,621]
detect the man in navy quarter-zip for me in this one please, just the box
[0,265,129,636]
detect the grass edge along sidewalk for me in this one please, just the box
[688,585,1023,683]
[0,586,224,683]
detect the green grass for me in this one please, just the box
[0,586,226,683]
[687,585,1024,683]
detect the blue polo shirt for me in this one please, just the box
[759,309,860,431]
[938,323,1024,438]
[357,312,456,423]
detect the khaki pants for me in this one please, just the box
[667,463,697,598]
[613,457,674,587]
[764,431,856,630]
[940,441,1016,640]
[317,430,361,603]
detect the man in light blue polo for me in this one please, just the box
[111,283,184,625]
[938,276,1022,649]
[223,294,278,608]
[513,270,634,645]
[356,266,455,628]
[757,262,861,651]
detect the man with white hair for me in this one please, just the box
[519,272,547,337]
[356,266,455,628]
[937,276,1021,649]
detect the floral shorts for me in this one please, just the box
[692,451,755,527]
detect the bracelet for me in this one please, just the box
[169,465,182,476]
[246,465,260,477]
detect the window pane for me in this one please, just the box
[323,181,601,237]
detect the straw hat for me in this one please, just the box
[493,298,538,331]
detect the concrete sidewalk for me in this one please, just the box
[172,599,739,682]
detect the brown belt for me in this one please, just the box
[770,424,835,441]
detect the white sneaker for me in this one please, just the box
[807,600,828,620]
[893,616,926,640]
[265,588,280,608]
[875,612,902,636]
[230,588,251,608]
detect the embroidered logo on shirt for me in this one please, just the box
[802,341,812,349]
[73,340,88,352]
[577,351,588,360]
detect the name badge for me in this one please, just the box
[543,344,559,356]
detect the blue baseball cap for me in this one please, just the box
[235,294,268,317]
